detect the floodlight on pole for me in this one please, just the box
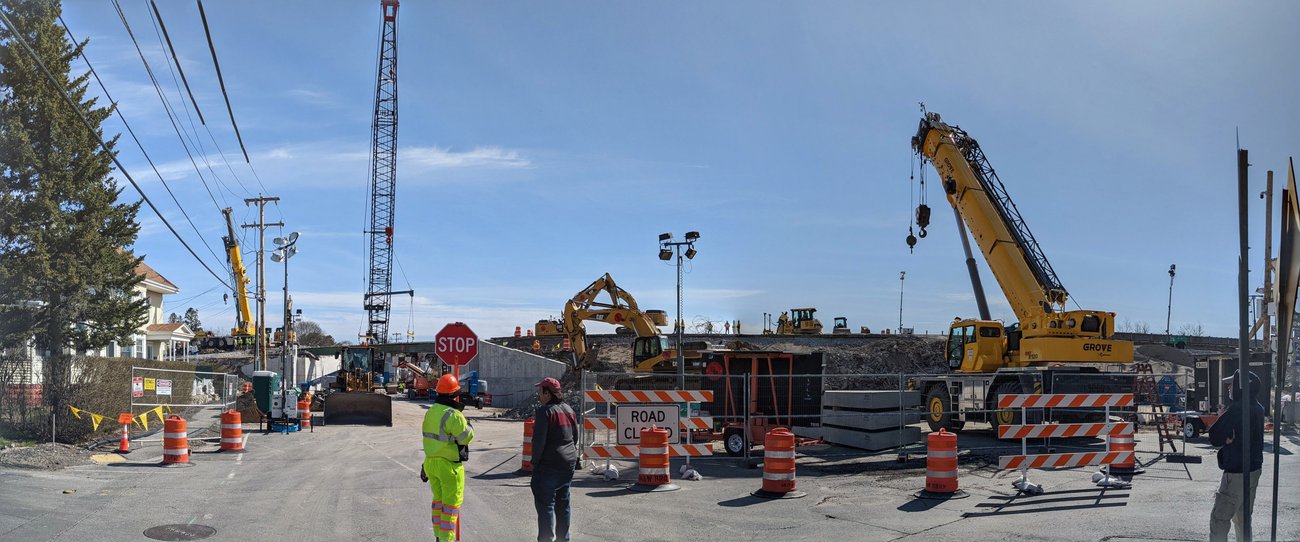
[273,232,300,391]
[658,231,701,390]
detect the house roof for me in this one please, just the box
[134,260,178,293]
[145,323,186,333]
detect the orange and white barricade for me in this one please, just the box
[583,389,715,483]
[220,410,244,452]
[996,393,1134,493]
[753,428,804,499]
[162,415,191,467]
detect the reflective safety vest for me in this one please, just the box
[422,403,474,462]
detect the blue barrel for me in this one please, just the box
[1157,376,1181,408]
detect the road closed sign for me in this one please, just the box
[616,404,680,445]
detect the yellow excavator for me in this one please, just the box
[552,273,695,373]
[907,110,1133,434]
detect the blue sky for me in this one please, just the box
[53,1,1300,342]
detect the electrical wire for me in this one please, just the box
[196,0,249,164]
[143,3,244,207]
[57,13,225,269]
[108,0,229,213]
[0,8,232,291]
[148,0,203,125]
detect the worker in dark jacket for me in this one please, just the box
[530,377,578,542]
[1208,370,1265,542]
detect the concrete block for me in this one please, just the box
[818,425,921,451]
[821,409,921,431]
[791,426,822,440]
[823,390,921,410]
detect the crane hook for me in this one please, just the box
[906,227,917,253]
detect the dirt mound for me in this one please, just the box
[0,443,94,470]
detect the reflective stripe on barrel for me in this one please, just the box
[521,417,534,473]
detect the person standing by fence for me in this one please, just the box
[530,377,577,542]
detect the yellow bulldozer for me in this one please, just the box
[775,308,823,335]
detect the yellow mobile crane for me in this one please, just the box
[908,110,1133,433]
[222,206,254,345]
[554,273,689,373]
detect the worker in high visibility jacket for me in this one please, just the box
[421,374,474,542]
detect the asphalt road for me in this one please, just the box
[2,398,1299,541]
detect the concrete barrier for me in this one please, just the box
[458,342,567,409]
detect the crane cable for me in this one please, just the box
[0,9,232,291]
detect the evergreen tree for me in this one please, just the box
[0,0,146,426]
[183,307,201,332]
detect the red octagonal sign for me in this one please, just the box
[435,322,478,366]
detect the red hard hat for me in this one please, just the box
[436,374,461,395]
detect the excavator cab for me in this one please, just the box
[632,336,670,368]
[323,345,393,426]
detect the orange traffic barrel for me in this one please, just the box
[117,413,134,454]
[161,415,191,466]
[220,410,243,451]
[914,429,968,499]
[629,426,678,492]
[1108,434,1143,474]
[520,417,534,473]
[754,427,805,499]
[298,400,311,431]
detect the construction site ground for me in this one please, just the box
[2,397,1298,541]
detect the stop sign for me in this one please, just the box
[435,322,478,366]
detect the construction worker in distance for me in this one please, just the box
[421,374,474,542]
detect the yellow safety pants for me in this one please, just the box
[425,457,464,541]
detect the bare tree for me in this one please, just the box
[1177,323,1205,337]
[1133,321,1151,334]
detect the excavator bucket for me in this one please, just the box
[323,391,393,427]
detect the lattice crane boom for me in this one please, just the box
[364,0,400,344]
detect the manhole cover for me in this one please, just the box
[143,524,216,541]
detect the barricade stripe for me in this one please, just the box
[587,444,713,458]
[584,390,714,403]
[997,451,1133,469]
[997,393,1133,409]
[996,422,1134,439]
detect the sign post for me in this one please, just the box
[435,322,479,380]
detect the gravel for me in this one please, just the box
[0,443,95,470]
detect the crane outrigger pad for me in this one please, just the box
[323,391,393,426]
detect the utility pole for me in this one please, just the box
[1264,170,1274,354]
[898,271,906,334]
[1165,264,1176,337]
[243,196,281,372]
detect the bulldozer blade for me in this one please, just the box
[323,391,393,427]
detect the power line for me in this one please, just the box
[0,8,232,291]
[148,0,203,125]
[196,0,249,164]
[108,0,230,213]
[142,1,246,206]
[57,13,225,269]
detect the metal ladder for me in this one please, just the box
[1134,362,1178,453]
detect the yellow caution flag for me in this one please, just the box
[89,413,104,431]
[152,406,166,425]
[68,406,83,419]
[136,412,149,431]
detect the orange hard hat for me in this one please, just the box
[436,374,461,395]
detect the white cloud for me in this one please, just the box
[403,146,532,170]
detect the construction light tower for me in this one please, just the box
[363,0,400,344]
